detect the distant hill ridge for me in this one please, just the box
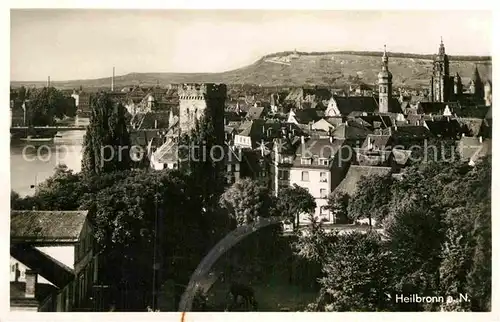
[262,50,491,61]
[11,50,492,90]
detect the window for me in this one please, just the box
[278,169,289,180]
[301,158,312,165]
[301,171,309,181]
[318,158,329,166]
[320,206,329,216]
[320,172,328,182]
[320,189,328,198]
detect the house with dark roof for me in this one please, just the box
[334,165,392,197]
[234,119,304,149]
[325,96,402,117]
[289,137,352,225]
[423,118,465,139]
[287,108,324,126]
[416,102,452,116]
[10,210,97,311]
[331,120,373,142]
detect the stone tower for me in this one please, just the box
[178,83,227,143]
[378,45,392,113]
[430,38,453,102]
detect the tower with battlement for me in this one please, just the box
[178,83,227,143]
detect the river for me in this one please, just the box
[10,117,88,197]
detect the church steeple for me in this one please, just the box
[378,45,392,113]
[430,38,451,102]
[382,45,389,69]
[438,36,446,56]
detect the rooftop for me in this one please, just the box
[11,211,88,243]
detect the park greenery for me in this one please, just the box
[10,93,491,311]
[11,86,77,126]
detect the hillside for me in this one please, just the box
[11,51,492,90]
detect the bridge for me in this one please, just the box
[10,126,88,132]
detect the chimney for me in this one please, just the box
[300,135,305,145]
[112,67,115,92]
[329,136,333,143]
[25,270,37,298]
[479,136,483,143]
[154,119,158,129]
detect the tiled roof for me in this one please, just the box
[417,102,448,115]
[292,138,345,168]
[293,108,324,124]
[362,134,392,149]
[333,96,378,115]
[424,118,464,138]
[392,125,432,138]
[358,114,393,129]
[11,211,88,243]
[331,121,372,140]
[335,165,392,196]
[246,106,266,120]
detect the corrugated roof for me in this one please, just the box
[11,211,88,243]
[336,165,392,196]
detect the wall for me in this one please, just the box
[289,167,332,223]
[10,257,52,285]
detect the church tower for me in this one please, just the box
[378,45,392,113]
[430,38,453,102]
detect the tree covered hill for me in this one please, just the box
[11,50,492,90]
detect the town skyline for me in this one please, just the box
[11,9,492,81]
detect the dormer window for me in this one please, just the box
[318,158,329,166]
[301,158,312,165]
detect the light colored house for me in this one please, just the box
[289,137,351,224]
[10,210,97,312]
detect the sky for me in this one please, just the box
[10,10,492,81]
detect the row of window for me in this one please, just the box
[301,157,330,166]
[301,171,328,183]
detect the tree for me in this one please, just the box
[325,191,350,224]
[82,92,132,175]
[25,87,57,126]
[274,184,316,229]
[311,231,394,312]
[347,173,394,226]
[219,178,273,227]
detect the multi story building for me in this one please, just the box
[289,136,351,224]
